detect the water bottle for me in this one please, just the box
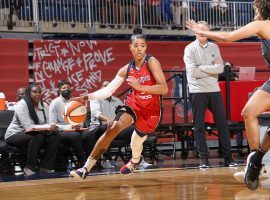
[111,160,116,169]
[0,92,6,110]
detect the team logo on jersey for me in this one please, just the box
[139,75,150,84]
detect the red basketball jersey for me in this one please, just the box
[125,54,161,112]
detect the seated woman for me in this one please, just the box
[4,83,61,176]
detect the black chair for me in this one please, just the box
[0,110,30,174]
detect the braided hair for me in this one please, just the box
[254,0,270,20]
[23,83,46,124]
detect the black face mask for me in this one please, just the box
[61,89,72,99]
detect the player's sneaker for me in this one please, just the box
[120,156,143,174]
[70,167,89,180]
[244,153,262,190]
[234,165,268,183]
[234,151,255,182]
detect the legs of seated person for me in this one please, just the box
[40,131,61,170]
[5,131,61,172]
[82,124,108,156]
[6,132,37,170]
[70,112,133,178]
[60,131,86,165]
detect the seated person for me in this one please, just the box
[49,80,93,168]
[4,83,61,176]
[7,87,26,110]
[218,61,238,81]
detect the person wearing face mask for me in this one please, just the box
[49,80,91,169]
[183,21,237,169]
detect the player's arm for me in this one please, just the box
[187,20,263,42]
[72,65,128,103]
[127,57,168,95]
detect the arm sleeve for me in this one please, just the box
[88,75,124,100]
[184,46,210,78]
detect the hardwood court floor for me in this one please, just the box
[1,165,270,200]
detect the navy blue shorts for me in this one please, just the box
[261,79,270,94]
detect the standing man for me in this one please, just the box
[183,21,237,168]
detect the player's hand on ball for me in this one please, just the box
[72,124,81,131]
[71,96,87,104]
[50,124,59,131]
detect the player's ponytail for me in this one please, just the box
[130,27,145,43]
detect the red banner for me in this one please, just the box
[33,40,268,123]
[0,39,29,102]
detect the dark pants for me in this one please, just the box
[190,92,232,160]
[83,124,133,157]
[6,131,61,170]
[60,131,86,163]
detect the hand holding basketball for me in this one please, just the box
[63,100,87,126]
[71,95,88,104]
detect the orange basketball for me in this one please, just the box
[63,100,87,126]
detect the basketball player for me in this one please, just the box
[70,28,168,179]
[187,0,270,190]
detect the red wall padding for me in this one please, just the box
[33,40,269,123]
[0,39,29,102]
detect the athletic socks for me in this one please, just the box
[131,156,141,164]
[83,156,97,172]
[251,148,266,166]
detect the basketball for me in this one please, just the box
[63,100,87,126]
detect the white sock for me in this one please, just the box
[130,130,147,163]
[83,157,97,172]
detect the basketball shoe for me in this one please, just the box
[120,156,143,174]
[245,153,263,190]
[234,165,268,183]
[70,167,89,180]
[234,151,255,182]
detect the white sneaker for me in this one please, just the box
[234,151,269,183]
[138,156,152,169]
[234,151,255,182]
[24,167,35,176]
